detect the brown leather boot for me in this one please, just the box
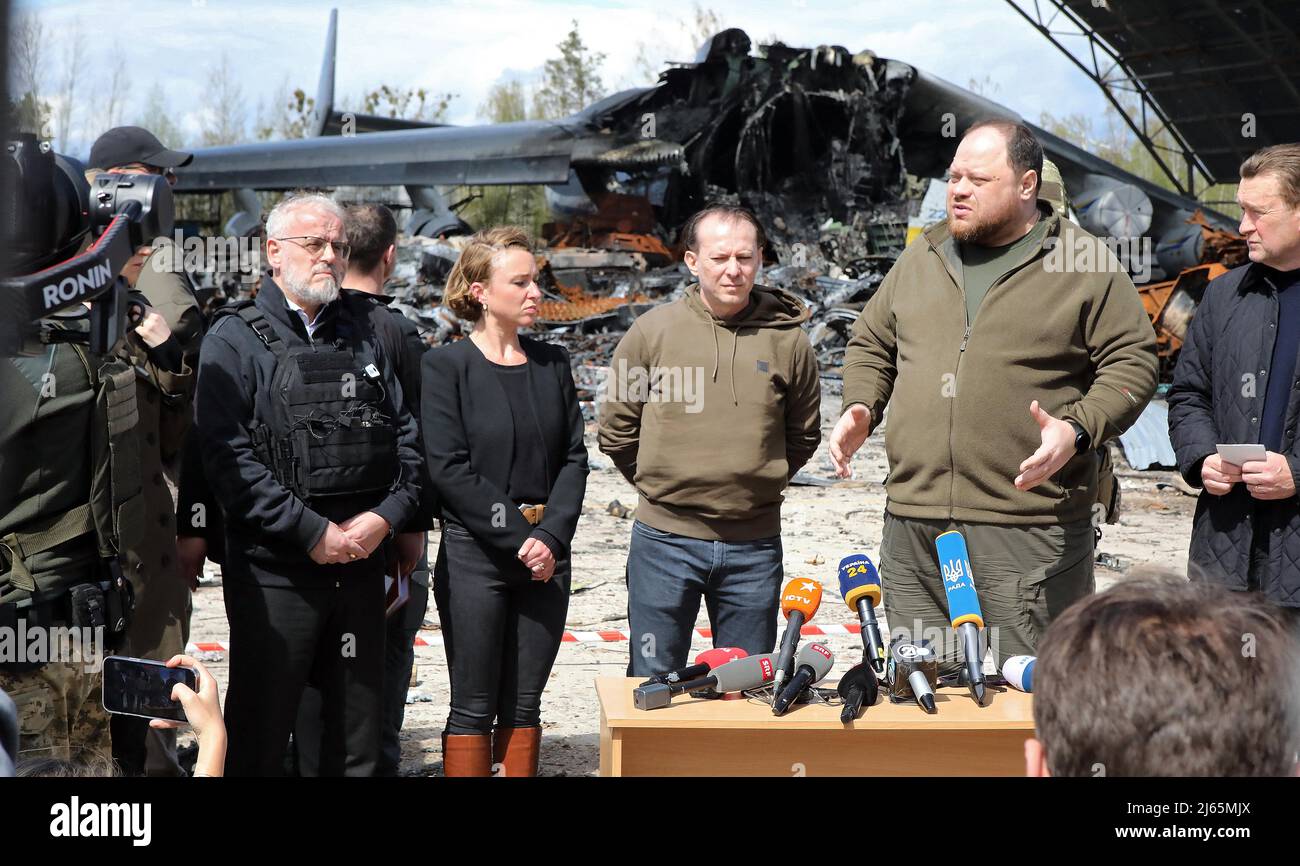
[441,732,492,777]
[491,726,541,778]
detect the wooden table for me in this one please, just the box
[596,676,1034,776]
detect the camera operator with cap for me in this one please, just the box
[0,134,160,764]
[87,127,204,360]
[87,126,206,777]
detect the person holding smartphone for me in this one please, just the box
[1169,143,1300,605]
[148,654,226,777]
[421,227,588,776]
[25,654,226,778]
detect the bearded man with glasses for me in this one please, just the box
[194,192,422,775]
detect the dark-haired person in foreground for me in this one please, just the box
[830,120,1158,674]
[1027,574,1300,776]
[599,205,822,677]
[422,227,588,776]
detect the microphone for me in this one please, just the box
[637,647,748,687]
[935,530,987,705]
[888,641,938,713]
[836,662,879,723]
[633,653,776,710]
[773,578,823,695]
[838,554,886,673]
[772,643,834,716]
[1002,655,1036,693]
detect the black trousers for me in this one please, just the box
[293,561,430,778]
[223,566,385,777]
[379,571,429,774]
[434,523,569,735]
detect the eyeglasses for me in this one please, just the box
[274,236,352,260]
[114,163,177,186]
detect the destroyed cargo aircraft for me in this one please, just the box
[174,10,1250,380]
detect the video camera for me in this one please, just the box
[1,132,174,356]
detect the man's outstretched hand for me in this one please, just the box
[1014,401,1077,491]
[829,404,873,478]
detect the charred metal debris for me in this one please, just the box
[343,33,916,409]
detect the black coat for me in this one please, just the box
[421,335,588,556]
[357,291,437,531]
[1168,262,1300,605]
[195,276,422,584]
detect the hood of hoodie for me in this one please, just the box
[683,283,810,406]
[597,280,823,542]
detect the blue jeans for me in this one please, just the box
[625,520,783,677]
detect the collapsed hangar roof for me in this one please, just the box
[1007,0,1300,193]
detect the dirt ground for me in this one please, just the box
[186,389,1197,776]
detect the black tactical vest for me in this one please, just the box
[221,301,400,503]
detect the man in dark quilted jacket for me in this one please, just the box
[1169,143,1300,607]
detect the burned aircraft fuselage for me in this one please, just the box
[556,30,913,251]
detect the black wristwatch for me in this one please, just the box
[1068,420,1091,454]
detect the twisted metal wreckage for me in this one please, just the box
[175,15,1247,413]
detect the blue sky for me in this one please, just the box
[15,0,1115,156]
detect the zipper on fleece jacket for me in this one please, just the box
[948,316,971,520]
[946,261,1026,518]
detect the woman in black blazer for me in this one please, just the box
[421,227,588,777]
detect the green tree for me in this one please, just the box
[8,13,52,137]
[52,18,86,150]
[532,21,606,120]
[479,80,527,124]
[361,85,455,122]
[97,46,130,134]
[7,93,52,138]
[455,80,548,234]
[1039,91,1238,218]
[199,53,247,146]
[255,80,315,141]
[133,87,185,150]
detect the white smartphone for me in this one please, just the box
[1216,443,1267,466]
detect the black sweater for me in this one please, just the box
[421,335,588,556]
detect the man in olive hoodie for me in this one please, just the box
[600,206,822,677]
[830,121,1158,678]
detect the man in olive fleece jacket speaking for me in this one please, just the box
[830,120,1158,677]
[599,205,822,677]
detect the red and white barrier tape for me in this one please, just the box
[186,623,863,655]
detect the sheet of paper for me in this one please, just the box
[1216,443,1267,466]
